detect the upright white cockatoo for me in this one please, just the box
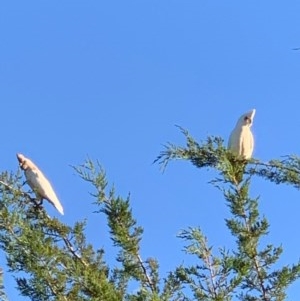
[17,153,64,215]
[228,109,256,159]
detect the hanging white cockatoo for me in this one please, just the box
[228,109,256,159]
[17,153,64,215]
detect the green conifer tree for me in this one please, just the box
[0,128,299,300]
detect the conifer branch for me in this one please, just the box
[137,254,155,291]
[62,236,88,267]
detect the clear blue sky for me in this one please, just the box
[1,1,300,299]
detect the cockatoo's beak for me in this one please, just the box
[249,109,256,120]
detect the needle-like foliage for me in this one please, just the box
[0,127,299,300]
[155,127,300,301]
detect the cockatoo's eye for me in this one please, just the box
[244,116,251,123]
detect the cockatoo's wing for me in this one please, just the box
[228,127,241,154]
[25,168,64,215]
[17,154,64,215]
[240,128,254,159]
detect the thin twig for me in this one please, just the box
[249,160,300,174]
[0,180,15,192]
[62,237,88,267]
[137,254,155,292]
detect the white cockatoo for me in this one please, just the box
[17,153,64,215]
[228,109,256,159]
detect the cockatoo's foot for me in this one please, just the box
[33,201,44,215]
[29,198,43,209]
[34,198,43,206]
